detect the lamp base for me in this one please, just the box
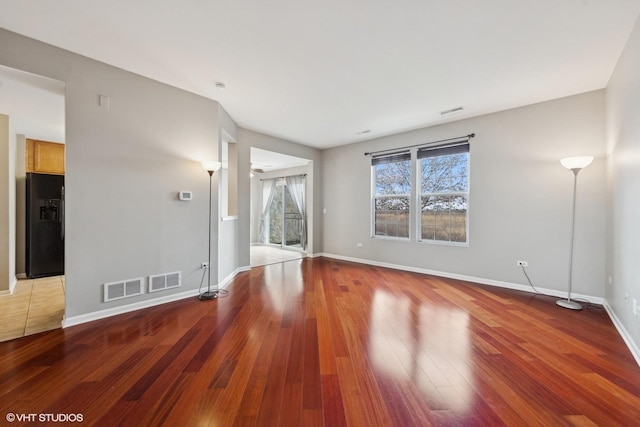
[556,299,582,310]
[198,291,219,300]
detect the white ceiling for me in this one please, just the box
[251,147,309,172]
[1,1,639,149]
[0,65,65,143]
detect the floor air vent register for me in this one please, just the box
[149,271,181,293]
[103,271,181,302]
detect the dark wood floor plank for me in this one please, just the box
[254,327,292,426]
[2,257,640,426]
[320,373,347,427]
[334,356,382,427]
[232,319,281,426]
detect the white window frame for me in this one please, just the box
[371,151,412,241]
[416,143,470,246]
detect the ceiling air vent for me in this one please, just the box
[440,106,464,116]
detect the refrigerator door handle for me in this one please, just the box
[60,185,65,240]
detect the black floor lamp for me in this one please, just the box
[557,156,593,311]
[199,160,221,301]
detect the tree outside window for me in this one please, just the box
[370,142,469,244]
[372,152,411,239]
[418,144,469,243]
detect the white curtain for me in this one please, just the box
[259,179,277,244]
[285,175,307,250]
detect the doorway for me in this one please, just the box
[249,148,311,267]
[0,65,66,342]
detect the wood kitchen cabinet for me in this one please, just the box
[26,139,65,175]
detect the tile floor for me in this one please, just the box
[0,276,65,342]
[250,245,305,267]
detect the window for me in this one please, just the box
[372,151,411,239]
[370,141,470,244]
[418,143,469,243]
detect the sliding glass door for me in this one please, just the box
[268,182,303,249]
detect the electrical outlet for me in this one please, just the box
[625,293,630,303]
[356,243,363,248]
[201,262,209,269]
[634,299,639,317]
[516,260,528,267]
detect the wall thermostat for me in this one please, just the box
[179,191,193,201]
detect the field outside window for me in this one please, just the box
[419,149,468,243]
[372,153,411,239]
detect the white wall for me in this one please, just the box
[0,114,17,293]
[7,119,16,292]
[0,114,10,292]
[218,105,240,282]
[606,16,640,353]
[322,91,606,298]
[15,134,26,276]
[1,24,628,343]
[218,218,239,282]
[0,29,222,319]
[250,174,261,244]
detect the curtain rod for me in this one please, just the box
[364,133,475,157]
[260,173,307,181]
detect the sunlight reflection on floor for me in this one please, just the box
[367,289,474,412]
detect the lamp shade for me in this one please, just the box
[560,156,593,171]
[201,160,222,173]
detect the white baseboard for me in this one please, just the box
[603,300,640,367]
[318,253,640,365]
[2,274,29,296]
[317,252,603,304]
[62,254,638,367]
[0,277,18,295]
[63,266,252,328]
[219,266,251,288]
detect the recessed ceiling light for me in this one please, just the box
[356,129,371,135]
[440,106,464,116]
[215,82,226,90]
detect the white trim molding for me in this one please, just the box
[63,265,252,328]
[219,265,251,289]
[316,253,640,362]
[316,252,604,304]
[9,276,18,294]
[603,300,640,367]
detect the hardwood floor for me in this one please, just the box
[1,258,639,426]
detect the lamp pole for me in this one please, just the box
[199,161,221,301]
[556,156,593,311]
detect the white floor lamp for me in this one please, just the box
[557,156,593,311]
[199,160,222,301]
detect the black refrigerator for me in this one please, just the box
[26,173,65,278]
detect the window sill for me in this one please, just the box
[417,239,469,247]
[371,235,410,242]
